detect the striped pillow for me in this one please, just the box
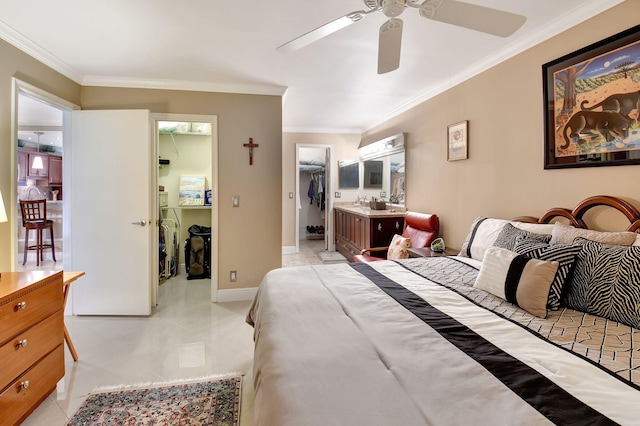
[564,238,640,328]
[512,238,582,310]
[493,223,551,252]
[474,246,559,318]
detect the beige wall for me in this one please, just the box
[282,132,361,248]
[361,0,640,250]
[0,39,80,271]
[81,87,282,290]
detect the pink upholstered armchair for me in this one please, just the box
[353,211,440,262]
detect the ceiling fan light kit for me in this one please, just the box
[381,0,406,18]
[279,0,526,74]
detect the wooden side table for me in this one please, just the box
[408,247,458,258]
[62,271,85,362]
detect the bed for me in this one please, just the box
[247,195,640,425]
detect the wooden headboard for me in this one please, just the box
[513,195,640,233]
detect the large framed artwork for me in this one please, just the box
[543,24,640,169]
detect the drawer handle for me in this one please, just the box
[20,380,30,390]
[16,301,27,310]
[396,221,400,229]
[16,339,28,348]
[378,223,382,231]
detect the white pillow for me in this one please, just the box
[474,247,559,318]
[458,217,554,261]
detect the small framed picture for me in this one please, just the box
[447,120,468,161]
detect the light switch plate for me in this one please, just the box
[232,196,239,207]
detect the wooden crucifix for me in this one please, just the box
[243,137,259,165]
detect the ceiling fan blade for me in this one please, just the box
[277,10,371,53]
[378,18,403,74]
[421,0,526,37]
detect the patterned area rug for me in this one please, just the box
[66,374,242,426]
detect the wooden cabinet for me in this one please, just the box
[17,151,28,182]
[17,150,63,185]
[27,153,49,178]
[334,206,404,260]
[48,155,62,185]
[0,271,64,426]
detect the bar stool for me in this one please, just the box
[19,199,56,266]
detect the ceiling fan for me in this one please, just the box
[277,0,526,74]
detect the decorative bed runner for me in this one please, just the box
[396,257,640,387]
[351,262,615,425]
[66,374,242,426]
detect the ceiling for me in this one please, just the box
[2,0,622,135]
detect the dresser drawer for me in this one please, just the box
[0,276,62,345]
[0,344,64,426]
[0,311,63,389]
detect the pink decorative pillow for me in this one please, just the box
[387,234,411,260]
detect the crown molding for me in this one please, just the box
[0,20,84,83]
[81,75,287,97]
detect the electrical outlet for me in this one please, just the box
[380,191,386,198]
[232,196,239,207]
[335,192,341,198]
[230,270,237,282]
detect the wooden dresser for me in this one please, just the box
[334,205,405,260]
[0,271,64,425]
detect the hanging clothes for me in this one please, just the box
[308,178,316,204]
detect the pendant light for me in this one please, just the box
[32,131,44,170]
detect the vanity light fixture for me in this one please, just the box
[358,132,405,161]
[31,131,44,170]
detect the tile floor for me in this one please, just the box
[19,238,339,425]
[21,275,255,425]
[282,238,326,267]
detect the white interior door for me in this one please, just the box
[70,110,154,315]
[324,146,333,251]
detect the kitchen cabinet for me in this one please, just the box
[27,153,48,179]
[334,206,404,260]
[0,271,64,425]
[48,156,62,185]
[17,151,28,182]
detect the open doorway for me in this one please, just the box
[153,114,219,303]
[295,144,334,255]
[12,80,78,272]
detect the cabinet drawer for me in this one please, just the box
[370,217,404,247]
[0,344,64,426]
[0,311,63,389]
[0,277,62,345]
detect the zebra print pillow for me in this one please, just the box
[493,223,551,252]
[513,238,582,310]
[564,238,640,329]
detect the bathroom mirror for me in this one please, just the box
[338,161,359,189]
[363,160,383,189]
[358,133,405,205]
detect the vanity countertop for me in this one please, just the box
[334,204,405,218]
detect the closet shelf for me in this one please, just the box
[162,206,211,210]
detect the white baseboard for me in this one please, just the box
[216,287,258,302]
[282,246,296,255]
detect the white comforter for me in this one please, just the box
[247,259,639,425]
